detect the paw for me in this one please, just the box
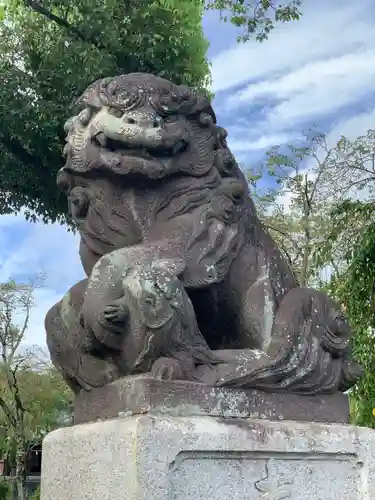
[103,302,128,324]
[79,356,119,390]
[150,357,185,381]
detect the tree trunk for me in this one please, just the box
[14,444,26,500]
[300,233,310,287]
[15,475,25,500]
[300,175,311,287]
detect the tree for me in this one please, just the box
[314,132,375,428]
[252,131,336,286]
[313,130,375,268]
[254,128,375,427]
[0,0,210,222]
[324,229,375,428]
[252,129,375,286]
[0,0,305,223]
[322,198,375,428]
[206,0,302,41]
[0,280,72,500]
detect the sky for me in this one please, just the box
[2,0,375,347]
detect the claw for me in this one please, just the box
[103,302,128,324]
[104,305,119,312]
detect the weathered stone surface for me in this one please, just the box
[74,375,350,425]
[45,72,363,398]
[41,415,375,500]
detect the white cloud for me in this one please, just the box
[234,51,375,104]
[327,107,375,144]
[0,219,82,287]
[228,133,299,153]
[0,214,84,348]
[232,51,375,130]
[25,287,64,347]
[211,0,374,93]
[211,0,375,154]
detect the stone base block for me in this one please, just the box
[74,375,350,425]
[41,415,375,500]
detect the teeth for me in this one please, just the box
[96,132,107,147]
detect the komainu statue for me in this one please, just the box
[45,73,363,396]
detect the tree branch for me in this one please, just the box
[0,131,43,171]
[308,155,324,205]
[0,396,17,429]
[262,221,301,248]
[18,290,33,346]
[10,367,26,415]
[24,1,106,50]
[341,154,375,177]
[23,1,144,74]
[300,174,311,287]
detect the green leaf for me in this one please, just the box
[0,0,210,222]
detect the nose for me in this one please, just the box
[122,109,163,129]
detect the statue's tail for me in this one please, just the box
[216,288,364,395]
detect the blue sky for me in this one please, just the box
[2,0,375,346]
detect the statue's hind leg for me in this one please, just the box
[214,287,363,394]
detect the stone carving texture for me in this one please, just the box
[45,72,363,396]
[255,461,292,499]
[41,415,368,500]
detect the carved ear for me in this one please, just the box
[152,258,186,278]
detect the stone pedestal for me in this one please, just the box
[73,375,350,425]
[41,413,375,500]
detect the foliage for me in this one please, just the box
[323,130,375,198]
[314,130,375,270]
[0,279,72,499]
[205,0,302,41]
[251,129,375,286]
[324,212,375,428]
[0,0,306,222]
[0,481,9,500]
[251,128,375,426]
[313,131,375,427]
[318,200,375,272]
[0,0,210,222]
[251,131,336,286]
[0,365,73,444]
[29,486,40,500]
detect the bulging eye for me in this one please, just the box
[108,107,123,118]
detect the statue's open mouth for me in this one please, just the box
[94,133,188,159]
